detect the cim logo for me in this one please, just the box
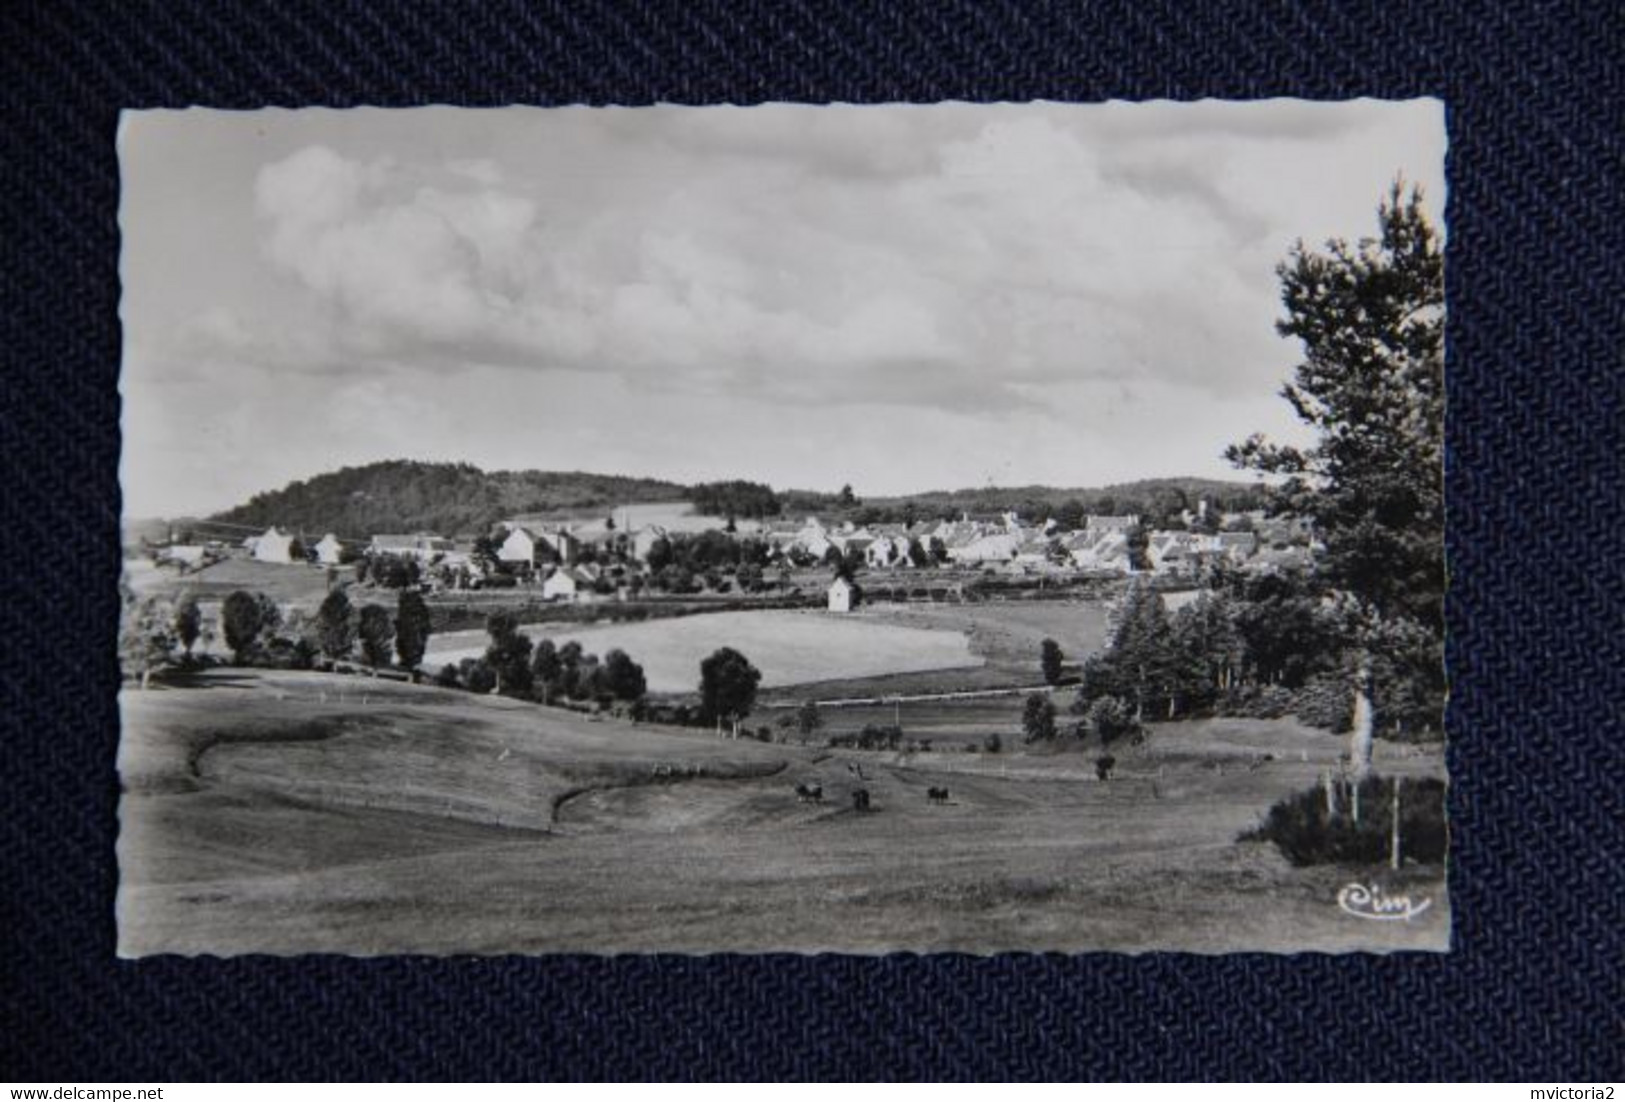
[1337,882,1433,922]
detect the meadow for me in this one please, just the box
[117,670,1448,956]
[423,608,985,693]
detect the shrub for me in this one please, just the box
[458,657,497,694]
[1085,696,1139,746]
[434,664,461,688]
[983,733,1003,754]
[1243,776,1447,867]
[1295,673,1353,733]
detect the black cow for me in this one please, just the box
[1095,755,1117,782]
[851,788,871,812]
[794,783,823,804]
[927,786,950,804]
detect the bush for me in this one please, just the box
[434,664,461,688]
[1084,696,1139,746]
[1295,673,1353,733]
[1243,776,1447,867]
[983,733,1003,754]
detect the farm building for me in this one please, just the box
[827,576,855,613]
[250,526,295,565]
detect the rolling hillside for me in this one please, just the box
[210,460,687,538]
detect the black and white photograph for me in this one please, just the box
[116,100,1448,956]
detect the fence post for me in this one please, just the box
[1390,775,1403,870]
[1350,774,1361,825]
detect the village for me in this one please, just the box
[139,498,1320,612]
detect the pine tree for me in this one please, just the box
[1228,181,1444,773]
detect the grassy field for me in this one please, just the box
[118,670,1448,955]
[423,608,984,693]
[127,556,337,606]
[746,598,1113,702]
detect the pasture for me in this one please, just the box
[117,670,1448,955]
[422,609,984,693]
[128,556,337,606]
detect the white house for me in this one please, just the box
[630,525,669,562]
[313,533,345,565]
[955,531,1023,564]
[251,526,295,565]
[542,566,580,601]
[827,576,855,612]
[499,526,538,566]
[500,525,578,567]
[864,534,912,568]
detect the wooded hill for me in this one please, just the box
[208,461,1268,538]
[210,461,686,538]
[786,477,1269,524]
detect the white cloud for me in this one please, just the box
[120,101,1444,515]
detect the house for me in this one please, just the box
[829,525,876,557]
[827,576,855,613]
[542,566,580,601]
[955,531,1023,564]
[864,534,911,568]
[1085,515,1140,537]
[251,526,295,565]
[370,533,451,562]
[630,525,669,562]
[498,525,576,566]
[313,533,345,565]
[1147,531,1198,575]
[158,544,208,570]
[499,526,539,566]
[1066,530,1133,574]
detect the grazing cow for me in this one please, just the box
[927,786,950,804]
[1095,755,1117,782]
[851,788,871,811]
[847,761,867,781]
[794,783,823,804]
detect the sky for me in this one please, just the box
[119,100,1445,518]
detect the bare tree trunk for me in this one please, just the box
[1349,655,1375,778]
[1390,776,1403,870]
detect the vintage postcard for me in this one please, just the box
[117,101,1448,955]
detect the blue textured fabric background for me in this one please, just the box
[3,0,1622,1082]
